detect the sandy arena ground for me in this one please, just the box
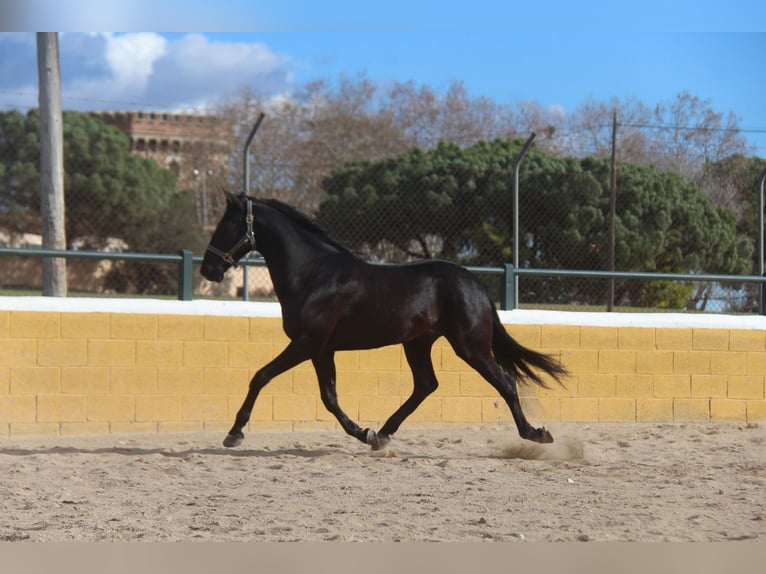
[1,422,764,542]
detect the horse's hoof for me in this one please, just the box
[223,432,244,448]
[538,427,554,444]
[365,429,390,451]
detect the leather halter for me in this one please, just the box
[205,197,255,268]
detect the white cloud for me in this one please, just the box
[104,33,167,89]
[0,32,295,113]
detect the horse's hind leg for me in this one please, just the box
[313,352,372,445]
[373,337,439,450]
[224,340,309,447]
[456,347,553,444]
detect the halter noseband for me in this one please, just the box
[206,197,255,268]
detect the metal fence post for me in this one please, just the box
[502,263,516,310]
[512,133,536,309]
[178,249,193,301]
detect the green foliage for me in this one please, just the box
[0,109,207,293]
[318,138,753,309]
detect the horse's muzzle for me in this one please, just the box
[200,263,224,283]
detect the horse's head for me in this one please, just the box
[200,189,256,283]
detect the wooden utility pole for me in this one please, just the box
[37,32,67,296]
[607,110,617,311]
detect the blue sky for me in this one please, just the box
[1,1,765,153]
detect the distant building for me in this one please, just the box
[90,111,233,227]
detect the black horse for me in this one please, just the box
[200,190,568,450]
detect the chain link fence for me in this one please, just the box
[1,107,764,313]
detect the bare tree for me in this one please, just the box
[37,32,66,296]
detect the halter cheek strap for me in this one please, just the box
[206,197,255,268]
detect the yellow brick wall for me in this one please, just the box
[0,304,765,437]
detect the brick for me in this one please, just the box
[363,347,402,371]
[378,371,417,396]
[88,340,135,366]
[157,368,203,395]
[618,328,655,350]
[317,395,359,422]
[560,398,598,421]
[480,397,514,423]
[561,349,598,373]
[158,315,203,340]
[654,375,690,398]
[710,352,747,375]
[336,371,377,397]
[136,341,183,368]
[60,422,110,435]
[37,340,87,366]
[0,367,8,394]
[615,374,654,398]
[203,368,249,395]
[0,339,37,367]
[406,397,442,422]
[260,373,293,395]
[111,314,157,340]
[358,395,400,423]
[335,351,360,371]
[710,399,747,421]
[746,352,766,376]
[37,395,86,422]
[160,422,203,433]
[691,375,728,398]
[110,367,158,395]
[243,394,273,422]
[540,325,579,349]
[673,351,710,375]
[431,371,460,396]
[0,395,36,422]
[0,311,8,337]
[729,330,765,351]
[135,395,182,422]
[535,397,561,421]
[637,398,674,421]
[598,350,636,374]
[86,395,135,422]
[598,398,636,422]
[440,348,468,371]
[692,329,729,350]
[674,398,710,421]
[273,394,317,421]
[579,327,618,349]
[460,372,493,397]
[442,397,482,422]
[747,400,766,422]
[11,423,60,436]
[227,342,275,368]
[10,367,59,394]
[61,313,110,339]
[110,422,158,434]
[204,316,249,342]
[578,374,616,397]
[655,328,692,350]
[62,367,110,395]
[10,311,59,338]
[182,341,227,367]
[636,351,674,374]
[727,376,765,400]
[249,317,288,344]
[506,324,541,348]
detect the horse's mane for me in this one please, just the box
[257,197,359,258]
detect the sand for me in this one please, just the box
[1,422,764,542]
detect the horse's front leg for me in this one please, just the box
[312,353,373,445]
[224,340,309,447]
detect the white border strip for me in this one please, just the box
[1,296,765,330]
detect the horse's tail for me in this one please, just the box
[491,311,568,389]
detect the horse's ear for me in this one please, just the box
[223,189,241,208]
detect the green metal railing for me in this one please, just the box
[2,246,765,314]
